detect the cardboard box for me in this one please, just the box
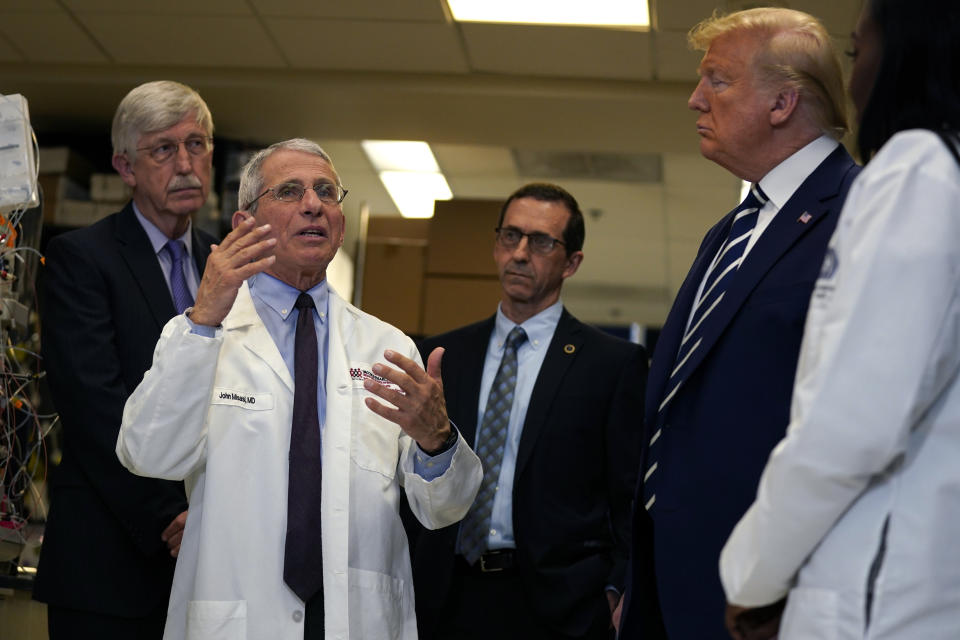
[37,174,89,223]
[55,199,99,227]
[422,275,501,336]
[360,239,426,335]
[426,199,501,277]
[90,173,130,203]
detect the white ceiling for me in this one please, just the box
[0,0,861,327]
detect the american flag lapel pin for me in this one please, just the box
[798,211,812,224]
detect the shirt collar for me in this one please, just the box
[758,135,839,212]
[493,299,563,351]
[132,201,194,259]
[248,272,329,323]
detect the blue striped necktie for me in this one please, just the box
[643,184,767,511]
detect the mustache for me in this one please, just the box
[167,174,203,191]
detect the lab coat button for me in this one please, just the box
[292,610,304,622]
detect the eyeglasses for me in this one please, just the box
[249,182,349,208]
[136,136,213,163]
[495,227,566,255]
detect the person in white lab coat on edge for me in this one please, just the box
[116,138,482,640]
[719,0,960,638]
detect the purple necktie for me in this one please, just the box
[284,292,324,603]
[163,240,194,314]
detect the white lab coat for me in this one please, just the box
[720,130,960,639]
[117,283,482,640]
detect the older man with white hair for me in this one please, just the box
[117,138,482,640]
[35,80,217,639]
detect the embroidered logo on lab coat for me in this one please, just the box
[811,247,839,308]
[349,364,403,392]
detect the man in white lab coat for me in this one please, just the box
[117,138,482,640]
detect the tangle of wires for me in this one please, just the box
[0,91,48,578]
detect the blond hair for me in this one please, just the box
[689,7,848,139]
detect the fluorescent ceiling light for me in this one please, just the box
[379,171,453,219]
[446,0,649,28]
[362,140,440,172]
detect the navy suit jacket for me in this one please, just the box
[620,145,860,639]
[409,309,647,637]
[34,203,216,617]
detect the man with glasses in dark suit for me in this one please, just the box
[34,80,217,639]
[408,182,647,639]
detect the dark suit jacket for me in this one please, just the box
[619,145,861,639]
[409,308,647,637]
[33,203,215,617]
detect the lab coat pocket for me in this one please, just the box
[351,419,400,480]
[186,600,247,640]
[348,568,409,640]
[779,587,838,640]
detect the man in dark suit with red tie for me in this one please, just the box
[409,183,647,639]
[616,8,862,639]
[34,80,217,639]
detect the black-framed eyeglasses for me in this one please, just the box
[136,135,213,163]
[495,227,565,255]
[249,182,349,208]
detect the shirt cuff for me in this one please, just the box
[413,426,459,481]
[185,309,218,338]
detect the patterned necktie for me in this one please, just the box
[643,184,767,511]
[459,326,527,565]
[163,240,194,314]
[284,292,324,602]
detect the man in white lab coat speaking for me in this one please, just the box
[116,138,483,640]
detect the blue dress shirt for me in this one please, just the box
[133,202,201,300]
[471,299,563,551]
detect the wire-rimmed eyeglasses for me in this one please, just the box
[249,182,349,208]
[495,227,566,255]
[136,136,213,163]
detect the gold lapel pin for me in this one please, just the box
[564,344,576,354]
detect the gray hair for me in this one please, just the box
[111,80,213,158]
[238,138,340,212]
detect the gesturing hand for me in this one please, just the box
[363,347,451,451]
[190,217,276,327]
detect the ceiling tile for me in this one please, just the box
[445,176,521,201]
[250,0,447,21]
[267,19,468,73]
[81,15,284,67]
[433,144,515,176]
[461,23,652,80]
[65,0,252,14]
[0,12,107,63]
[0,33,23,61]
[0,0,61,8]
[655,0,718,32]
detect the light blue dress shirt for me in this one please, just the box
[132,203,201,300]
[471,299,563,551]
[188,272,452,479]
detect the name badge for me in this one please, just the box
[349,362,404,393]
[212,388,274,410]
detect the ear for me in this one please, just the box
[562,250,583,280]
[112,153,137,189]
[769,86,800,127]
[232,210,252,229]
